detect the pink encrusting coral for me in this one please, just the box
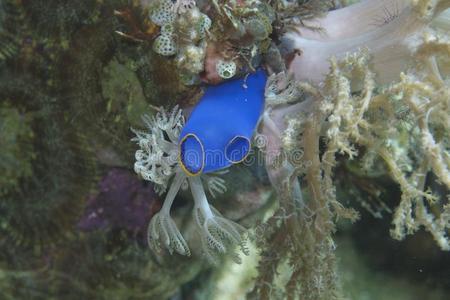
[78,168,161,235]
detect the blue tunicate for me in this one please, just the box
[179,69,267,175]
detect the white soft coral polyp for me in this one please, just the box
[189,176,247,263]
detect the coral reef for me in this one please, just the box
[249,1,450,298]
[1,0,449,299]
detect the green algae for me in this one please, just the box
[0,102,35,196]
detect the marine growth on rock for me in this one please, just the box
[1,0,449,299]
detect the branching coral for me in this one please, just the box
[252,71,350,299]
[250,1,450,298]
[314,46,450,249]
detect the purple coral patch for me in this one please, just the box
[77,168,161,234]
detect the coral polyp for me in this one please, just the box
[133,106,183,195]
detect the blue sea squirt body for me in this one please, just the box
[179,69,267,175]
